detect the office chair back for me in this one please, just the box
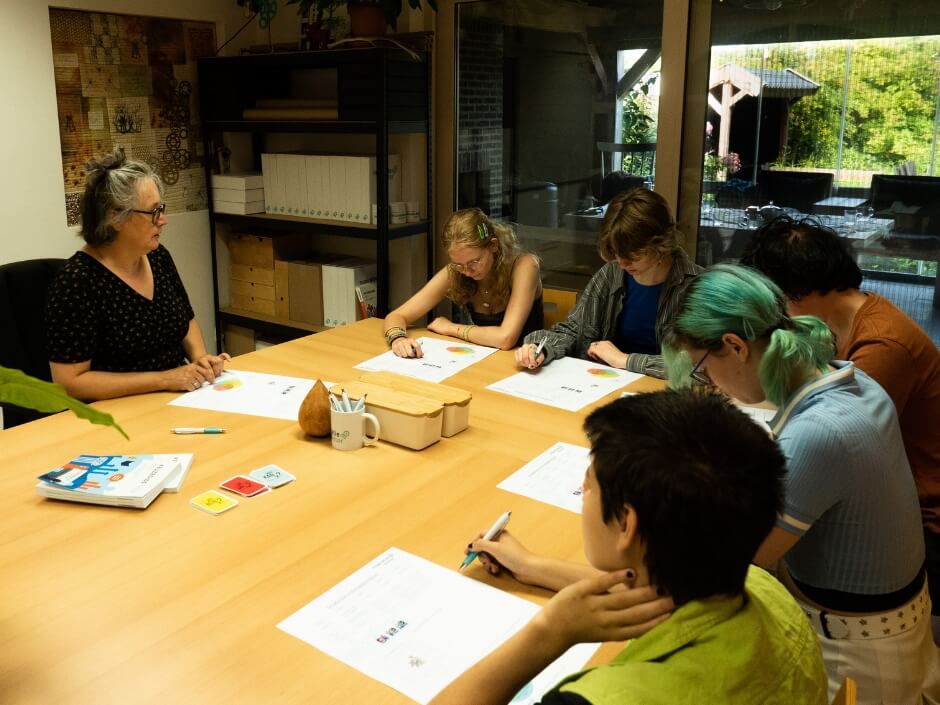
[758,170,833,214]
[830,676,856,705]
[869,174,940,236]
[543,288,577,329]
[0,258,67,428]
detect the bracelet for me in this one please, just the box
[386,331,407,346]
[384,326,405,343]
[462,324,476,342]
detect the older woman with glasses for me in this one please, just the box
[46,149,228,401]
[516,188,700,378]
[382,207,542,357]
[664,263,939,704]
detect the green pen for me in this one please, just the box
[459,511,511,571]
[171,427,226,434]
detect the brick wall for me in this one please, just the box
[457,18,504,217]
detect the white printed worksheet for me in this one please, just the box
[277,547,598,704]
[354,336,498,383]
[487,356,642,411]
[498,442,591,514]
[168,370,333,421]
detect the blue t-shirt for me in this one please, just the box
[771,362,924,595]
[613,275,661,355]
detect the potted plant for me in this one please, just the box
[0,366,127,438]
[286,0,345,47]
[287,0,437,37]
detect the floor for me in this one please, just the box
[862,277,940,347]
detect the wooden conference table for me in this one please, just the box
[0,318,662,705]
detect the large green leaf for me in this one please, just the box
[0,366,128,440]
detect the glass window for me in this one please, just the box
[696,2,940,342]
[455,0,664,292]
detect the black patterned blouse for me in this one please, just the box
[46,245,194,372]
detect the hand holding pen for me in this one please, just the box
[391,336,424,359]
[514,339,546,370]
[459,511,511,571]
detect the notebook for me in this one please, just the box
[35,454,184,509]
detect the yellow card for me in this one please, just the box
[190,489,239,515]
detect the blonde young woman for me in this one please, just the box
[383,208,542,357]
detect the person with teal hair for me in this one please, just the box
[664,263,940,705]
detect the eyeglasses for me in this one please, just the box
[449,256,483,273]
[131,203,166,225]
[689,349,711,380]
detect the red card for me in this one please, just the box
[219,475,268,497]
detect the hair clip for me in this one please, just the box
[476,223,488,240]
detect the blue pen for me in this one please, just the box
[171,427,225,434]
[459,511,511,570]
[341,389,352,412]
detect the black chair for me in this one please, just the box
[0,258,67,428]
[869,174,940,238]
[598,171,647,206]
[758,170,833,214]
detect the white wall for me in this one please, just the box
[0,1,261,353]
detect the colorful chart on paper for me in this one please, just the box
[486,356,642,411]
[354,337,498,383]
[168,370,335,421]
[49,9,215,225]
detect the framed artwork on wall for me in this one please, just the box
[49,9,216,226]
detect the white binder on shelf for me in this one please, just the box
[261,154,278,214]
[328,156,347,221]
[322,258,377,327]
[346,156,370,224]
[286,154,308,217]
[304,155,324,219]
[275,154,292,215]
[294,154,310,217]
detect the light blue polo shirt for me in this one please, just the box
[770,361,924,595]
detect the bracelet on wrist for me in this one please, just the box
[386,331,407,346]
[384,327,405,342]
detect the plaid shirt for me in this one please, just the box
[524,249,701,379]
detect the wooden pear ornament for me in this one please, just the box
[298,379,331,437]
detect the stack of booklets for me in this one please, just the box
[35,454,193,509]
[211,172,265,215]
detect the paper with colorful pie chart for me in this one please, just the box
[168,370,334,420]
[487,356,642,411]
[354,336,498,383]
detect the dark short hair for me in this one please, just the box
[739,214,862,299]
[583,389,785,604]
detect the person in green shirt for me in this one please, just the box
[429,390,827,705]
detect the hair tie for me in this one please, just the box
[476,223,488,240]
[761,319,791,338]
